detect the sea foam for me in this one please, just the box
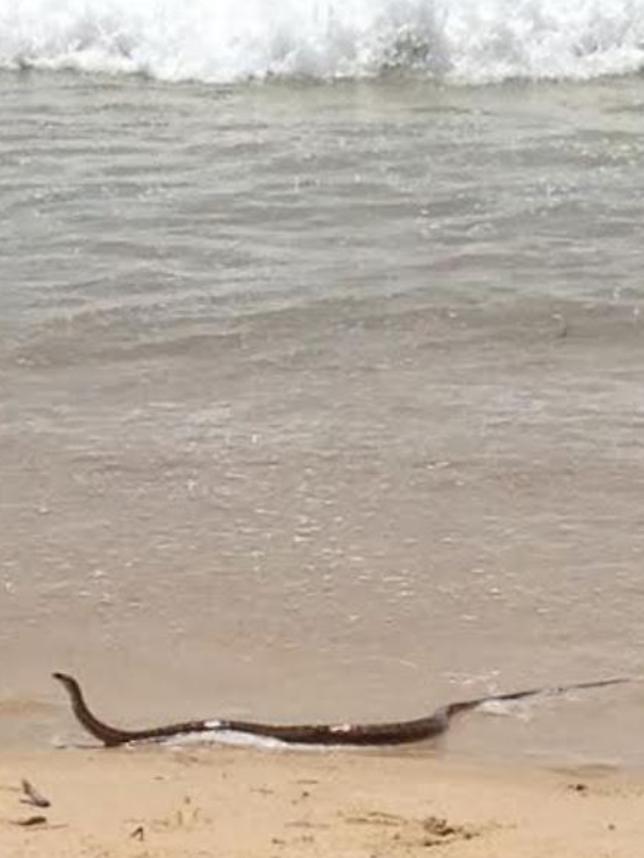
[1,0,643,84]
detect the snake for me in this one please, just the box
[52,672,627,748]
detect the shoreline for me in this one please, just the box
[2,745,643,857]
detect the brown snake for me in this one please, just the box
[53,672,627,748]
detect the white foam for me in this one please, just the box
[1,0,643,85]
[159,725,378,752]
[477,698,536,721]
[161,728,345,752]
[163,728,291,750]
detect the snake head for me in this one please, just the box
[52,672,81,696]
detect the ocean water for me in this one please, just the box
[1,0,644,764]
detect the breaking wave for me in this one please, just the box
[1,0,644,85]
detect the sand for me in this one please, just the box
[1,745,643,858]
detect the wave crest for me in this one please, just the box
[1,0,644,84]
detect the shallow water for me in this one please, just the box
[1,66,644,763]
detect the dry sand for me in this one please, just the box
[1,745,643,858]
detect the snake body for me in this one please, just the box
[53,672,627,748]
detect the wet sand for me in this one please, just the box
[2,745,643,858]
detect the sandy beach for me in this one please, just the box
[1,746,643,858]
